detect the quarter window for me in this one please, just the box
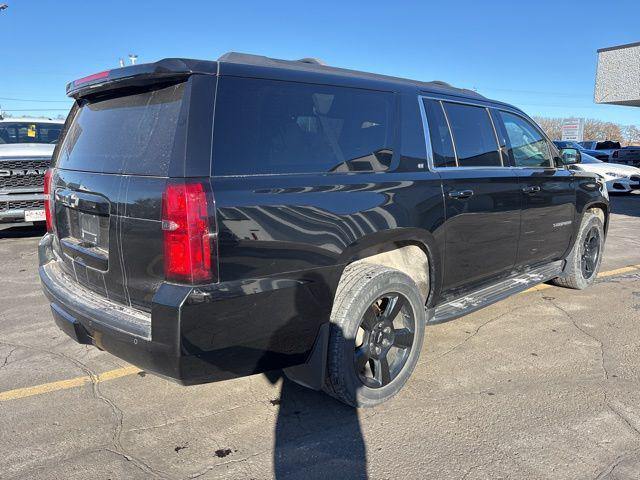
[442,102,502,167]
[423,99,456,168]
[499,111,552,168]
[212,77,396,176]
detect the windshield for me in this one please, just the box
[555,141,583,150]
[0,122,63,144]
[581,154,603,164]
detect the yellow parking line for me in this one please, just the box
[1,263,639,403]
[598,264,640,278]
[0,365,141,402]
[524,263,640,294]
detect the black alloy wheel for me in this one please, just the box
[581,226,601,279]
[354,293,416,388]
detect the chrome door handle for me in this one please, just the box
[522,186,541,193]
[448,190,474,199]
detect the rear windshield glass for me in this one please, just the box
[56,82,186,176]
[0,122,63,144]
[212,77,395,176]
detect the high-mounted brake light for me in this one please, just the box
[43,168,54,232]
[161,182,214,284]
[73,70,110,87]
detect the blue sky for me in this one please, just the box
[1,0,639,126]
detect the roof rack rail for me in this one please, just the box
[218,52,327,67]
[430,80,453,88]
[296,57,326,66]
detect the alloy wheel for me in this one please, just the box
[354,293,416,388]
[581,226,601,279]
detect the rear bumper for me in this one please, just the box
[38,233,331,386]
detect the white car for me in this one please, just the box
[573,152,640,193]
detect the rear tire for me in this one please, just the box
[551,213,604,290]
[324,263,426,408]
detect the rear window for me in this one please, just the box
[212,77,396,176]
[56,82,186,176]
[0,122,63,144]
[596,141,621,150]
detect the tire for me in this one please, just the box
[551,212,605,290]
[324,263,426,408]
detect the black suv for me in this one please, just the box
[39,53,609,407]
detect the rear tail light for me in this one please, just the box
[43,168,54,232]
[161,181,216,284]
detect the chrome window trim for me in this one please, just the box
[418,96,508,172]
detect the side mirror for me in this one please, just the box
[559,148,581,166]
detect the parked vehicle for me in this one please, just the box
[39,53,609,407]
[578,140,621,161]
[553,142,640,192]
[611,146,640,167]
[0,117,64,227]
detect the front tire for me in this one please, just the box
[552,212,605,290]
[324,263,426,407]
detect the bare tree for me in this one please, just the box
[533,116,640,146]
[533,116,563,140]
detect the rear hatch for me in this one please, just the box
[50,62,217,312]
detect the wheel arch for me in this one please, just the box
[583,201,610,234]
[332,228,443,308]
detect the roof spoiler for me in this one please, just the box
[66,58,218,99]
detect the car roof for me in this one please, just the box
[216,52,507,105]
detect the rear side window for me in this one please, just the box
[56,82,186,176]
[423,99,456,168]
[212,77,395,176]
[442,102,502,167]
[498,111,552,168]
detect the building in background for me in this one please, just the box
[595,42,640,107]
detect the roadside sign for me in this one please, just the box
[561,118,585,142]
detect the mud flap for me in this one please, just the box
[283,323,330,391]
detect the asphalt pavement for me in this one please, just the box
[1,194,639,480]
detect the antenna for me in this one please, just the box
[128,54,138,65]
[119,58,125,67]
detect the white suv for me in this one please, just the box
[0,117,65,227]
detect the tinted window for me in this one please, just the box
[213,77,395,176]
[56,82,186,175]
[499,111,552,168]
[0,122,63,144]
[443,102,501,167]
[423,99,456,168]
[596,141,621,150]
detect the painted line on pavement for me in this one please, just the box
[1,264,639,402]
[0,365,141,402]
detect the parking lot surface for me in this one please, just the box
[1,194,639,480]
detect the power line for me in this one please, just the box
[0,96,71,103]
[0,108,70,112]
[476,86,592,100]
